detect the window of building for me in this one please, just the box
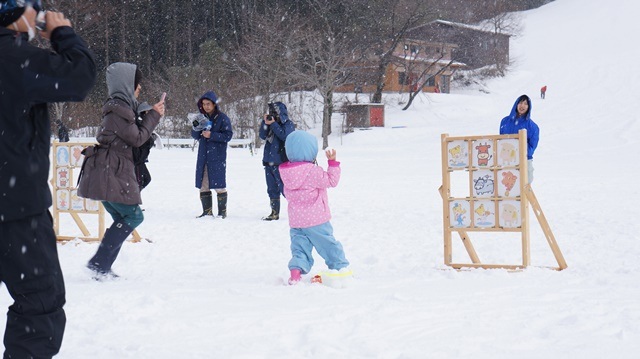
[425,76,435,87]
[398,72,407,85]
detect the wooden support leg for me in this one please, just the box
[458,230,481,264]
[526,187,568,270]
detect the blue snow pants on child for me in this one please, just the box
[288,222,349,274]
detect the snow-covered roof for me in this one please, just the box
[393,54,466,67]
[410,19,512,37]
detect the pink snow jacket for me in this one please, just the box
[279,160,341,228]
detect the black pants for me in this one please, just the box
[0,211,66,358]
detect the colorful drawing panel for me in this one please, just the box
[471,169,495,198]
[449,200,471,228]
[497,169,521,198]
[473,200,496,227]
[70,145,85,167]
[499,200,521,228]
[71,190,84,211]
[497,139,520,167]
[85,199,100,212]
[447,140,469,168]
[55,167,71,188]
[472,139,494,168]
[56,146,70,166]
[56,189,70,210]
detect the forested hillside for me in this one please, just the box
[47,0,552,139]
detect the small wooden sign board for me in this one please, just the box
[440,130,567,270]
[51,141,143,243]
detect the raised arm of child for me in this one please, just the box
[325,148,336,161]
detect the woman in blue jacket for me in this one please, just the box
[191,91,233,218]
[499,94,539,183]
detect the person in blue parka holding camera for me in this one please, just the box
[259,102,295,220]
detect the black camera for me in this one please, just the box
[188,113,212,131]
[35,10,46,31]
[266,102,279,123]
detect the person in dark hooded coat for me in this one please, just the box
[259,102,295,220]
[0,2,96,357]
[191,90,233,218]
[56,119,70,142]
[77,62,164,279]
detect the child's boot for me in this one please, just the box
[288,268,301,285]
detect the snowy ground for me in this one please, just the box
[2,0,640,357]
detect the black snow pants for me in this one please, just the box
[0,211,66,359]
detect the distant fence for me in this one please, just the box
[161,138,252,151]
[53,137,253,154]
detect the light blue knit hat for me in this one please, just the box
[285,130,318,163]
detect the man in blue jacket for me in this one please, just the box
[259,102,295,220]
[0,1,96,357]
[499,94,539,183]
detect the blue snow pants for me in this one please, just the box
[288,222,349,274]
[264,164,284,199]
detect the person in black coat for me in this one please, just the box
[56,119,70,142]
[259,102,295,220]
[0,2,96,358]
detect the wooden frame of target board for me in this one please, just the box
[439,129,567,270]
[51,141,143,242]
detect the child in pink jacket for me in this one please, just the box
[279,130,350,285]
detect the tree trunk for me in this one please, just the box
[371,60,388,104]
[322,89,333,149]
[119,6,126,61]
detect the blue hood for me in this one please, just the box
[499,94,539,160]
[285,130,318,163]
[272,102,290,123]
[508,94,532,121]
[198,90,218,114]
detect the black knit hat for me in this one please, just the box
[0,1,26,27]
[134,67,142,89]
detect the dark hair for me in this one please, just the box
[134,67,142,89]
[517,95,529,104]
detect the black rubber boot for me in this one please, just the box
[87,221,134,279]
[262,198,280,221]
[217,192,228,218]
[197,191,213,218]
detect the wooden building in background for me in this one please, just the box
[337,19,510,96]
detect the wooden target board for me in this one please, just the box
[51,141,143,242]
[439,130,567,270]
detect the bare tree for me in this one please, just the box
[367,0,435,103]
[224,5,307,147]
[293,0,367,149]
[401,55,454,110]
[477,2,522,75]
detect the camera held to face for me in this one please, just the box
[35,10,46,31]
[266,102,280,123]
